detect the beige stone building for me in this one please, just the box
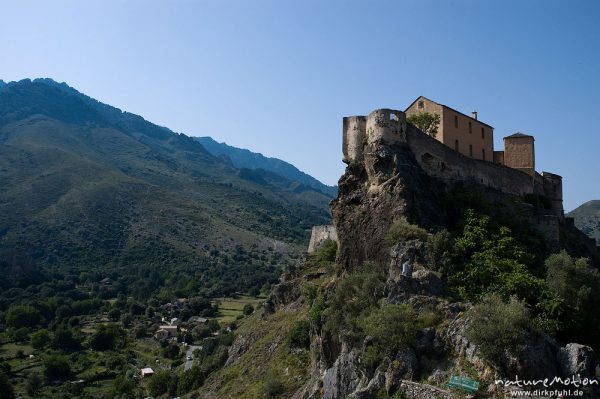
[405,96,494,161]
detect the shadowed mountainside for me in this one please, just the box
[0,78,331,296]
[194,136,337,197]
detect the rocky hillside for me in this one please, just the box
[192,114,600,398]
[568,200,600,245]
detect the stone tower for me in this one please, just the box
[503,133,535,177]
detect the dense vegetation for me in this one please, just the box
[306,187,600,380]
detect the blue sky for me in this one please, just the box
[1,0,598,211]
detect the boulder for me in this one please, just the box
[263,279,301,314]
[411,270,443,296]
[385,348,419,394]
[558,343,600,379]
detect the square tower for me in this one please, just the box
[503,133,535,176]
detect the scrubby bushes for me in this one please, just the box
[425,229,456,274]
[43,354,71,381]
[264,374,283,398]
[466,293,531,369]
[288,320,310,349]
[386,218,428,246]
[545,251,600,348]
[243,303,254,315]
[361,304,421,369]
[89,323,126,351]
[316,238,337,269]
[322,262,387,343]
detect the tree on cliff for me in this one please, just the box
[407,112,440,138]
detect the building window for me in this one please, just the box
[390,113,399,121]
[469,121,472,134]
[418,101,424,109]
[481,127,485,139]
[469,144,473,157]
[455,140,459,151]
[454,115,458,128]
[482,149,486,160]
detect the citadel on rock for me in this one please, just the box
[310,96,594,253]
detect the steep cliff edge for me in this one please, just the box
[193,109,600,399]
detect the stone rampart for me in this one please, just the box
[308,225,338,253]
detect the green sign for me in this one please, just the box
[448,375,480,393]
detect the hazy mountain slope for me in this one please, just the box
[195,136,337,197]
[0,78,330,296]
[568,200,600,245]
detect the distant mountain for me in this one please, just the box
[0,78,332,297]
[567,200,600,245]
[195,136,337,197]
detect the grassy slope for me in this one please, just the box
[195,306,310,399]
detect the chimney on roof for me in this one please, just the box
[472,111,478,120]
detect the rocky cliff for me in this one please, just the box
[193,110,600,399]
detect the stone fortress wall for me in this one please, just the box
[342,108,564,219]
[307,225,338,253]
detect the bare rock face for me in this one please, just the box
[508,332,560,381]
[322,348,361,399]
[410,270,443,296]
[385,348,419,394]
[331,136,446,274]
[263,279,301,314]
[558,343,600,379]
[348,370,386,399]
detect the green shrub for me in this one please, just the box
[545,251,600,348]
[148,370,175,396]
[386,219,428,246]
[407,112,440,138]
[89,323,125,351]
[43,354,71,381]
[466,293,531,369]
[264,374,283,398]
[288,320,310,349]
[316,239,337,264]
[0,370,15,399]
[5,305,41,329]
[243,303,254,315]
[425,229,456,274]
[361,304,420,356]
[302,284,318,305]
[323,262,386,342]
[25,372,42,397]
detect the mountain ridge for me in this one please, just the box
[568,199,600,245]
[0,77,331,297]
[195,136,337,197]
